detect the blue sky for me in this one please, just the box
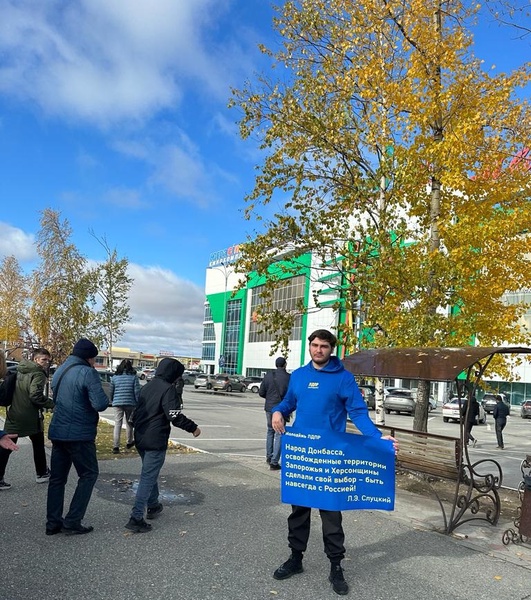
[0,1,528,357]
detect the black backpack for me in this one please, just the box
[0,371,17,407]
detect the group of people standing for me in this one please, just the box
[0,339,201,537]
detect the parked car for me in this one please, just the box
[211,374,247,393]
[383,388,416,415]
[482,393,511,415]
[520,400,531,419]
[442,397,486,424]
[139,368,156,381]
[411,388,437,412]
[243,376,263,393]
[194,374,212,389]
[182,371,198,385]
[96,370,114,399]
[359,384,376,409]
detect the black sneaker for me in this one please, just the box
[112,447,120,454]
[0,479,12,490]
[269,463,281,471]
[125,517,152,533]
[329,564,349,595]
[62,524,94,536]
[146,503,163,519]
[126,442,135,449]
[273,557,303,580]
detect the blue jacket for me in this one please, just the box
[49,355,109,442]
[273,356,381,438]
[110,373,140,407]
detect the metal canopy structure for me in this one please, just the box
[343,346,531,534]
[343,346,531,382]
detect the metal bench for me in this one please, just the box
[346,422,502,533]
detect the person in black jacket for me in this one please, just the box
[259,357,290,471]
[461,396,479,447]
[125,358,201,533]
[493,394,510,449]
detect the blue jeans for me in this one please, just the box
[46,440,99,530]
[131,449,166,520]
[266,411,281,466]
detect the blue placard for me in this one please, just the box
[281,428,395,511]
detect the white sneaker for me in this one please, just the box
[36,469,51,484]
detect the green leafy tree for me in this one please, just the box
[91,232,133,369]
[29,209,99,363]
[231,0,531,431]
[0,255,29,354]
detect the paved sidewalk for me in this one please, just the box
[1,439,531,600]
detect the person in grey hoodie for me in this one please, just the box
[110,359,140,454]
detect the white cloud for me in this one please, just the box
[0,0,238,126]
[0,222,37,262]
[120,263,204,356]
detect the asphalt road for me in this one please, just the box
[105,388,531,491]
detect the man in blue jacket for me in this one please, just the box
[271,329,396,596]
[45,338,109,536]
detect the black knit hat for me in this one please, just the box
[72,338,99,360]
[275,357,286,368]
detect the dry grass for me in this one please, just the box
[395,469,522,521]
[0,407,194,460]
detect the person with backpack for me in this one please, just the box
[259,357,290,471]
[0,348,54,490]
[110,359,141,454]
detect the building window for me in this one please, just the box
[204,302,212,322]
[202,343,215,361]
[222,299,242,373]
[202,322,215,342]
[248,275,305,343]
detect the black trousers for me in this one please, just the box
[0,431,48,479]
[287,505,345,562]
[495,419,507,448]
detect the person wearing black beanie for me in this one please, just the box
[46,338,109,536]
[72,339,99,361]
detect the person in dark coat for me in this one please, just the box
[45,338,109,536]
[493,394,510,449]
[259,357,290,470]
[461,396,480,447]
[125,358,201,533]
[0,348,54,489]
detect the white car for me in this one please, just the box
[442,397,486,424]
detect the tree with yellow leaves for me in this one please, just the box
[29,209,99,363]
[0,255,28,354]
[231,0,531,431]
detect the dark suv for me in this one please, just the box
[482,393,511,415]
